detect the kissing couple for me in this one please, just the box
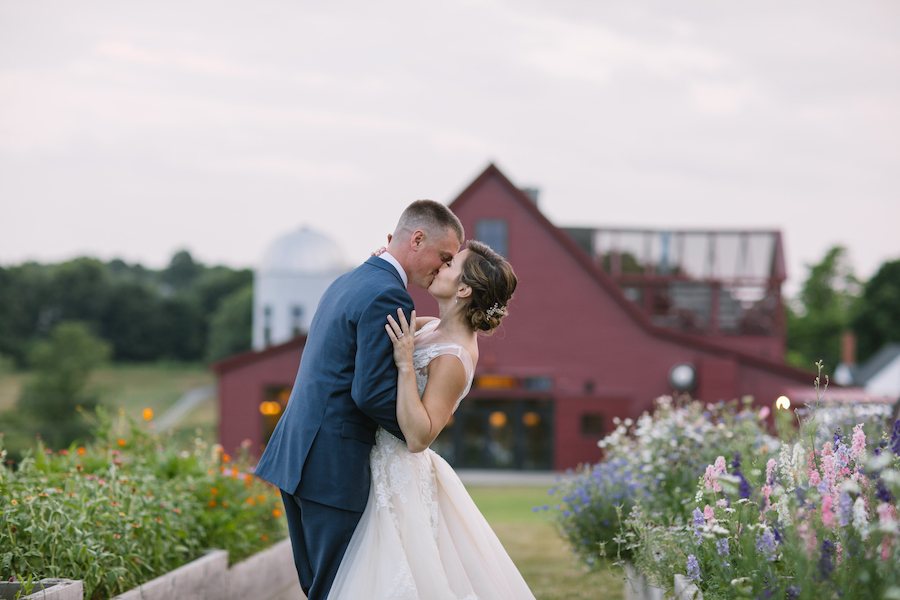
[255,200,534,599]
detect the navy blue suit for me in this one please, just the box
[254,256,412,599]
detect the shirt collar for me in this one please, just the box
[377,251,408,287]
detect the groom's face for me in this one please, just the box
[408,227,460,289]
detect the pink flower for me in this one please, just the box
[704,504,715,523]
[877,502,897,527]
[822,495,835,528]
[851,424,866,461]
[758,406,770,420]
[809,468,821,487]
[761,484,773,512]
[704,456,728,493]
[716,499,728,508]
[766,458,777,484]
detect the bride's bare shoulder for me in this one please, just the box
[415,316,438,329]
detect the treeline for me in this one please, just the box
[787,246,900,372]
[0,250,253,366]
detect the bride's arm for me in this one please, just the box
[386,310,467,453]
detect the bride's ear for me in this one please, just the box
[456,284,472,300]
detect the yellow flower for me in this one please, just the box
[142,408,154,421]
[10,499,17,506]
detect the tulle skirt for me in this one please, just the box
[328,430,535,600]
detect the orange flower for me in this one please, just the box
[117,438,126,447]
[210,487,219,496]
[222,453,231,463]
[77,447,86,456]
[142,408,154,421]
[208,500,217,508]
[272,508,283,518]
[245,497,256,506]
[260,534,269,542]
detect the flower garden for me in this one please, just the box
[0,409,285,599]
[551,369,900,599]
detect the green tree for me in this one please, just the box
[852,258,900,362]
[14,321,110,450]
[786,246,860,371]
[162,249,201,292]
[206,284,253,362]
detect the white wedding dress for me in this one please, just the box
[328,321,535,600]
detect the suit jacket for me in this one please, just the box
[254,256,412,512]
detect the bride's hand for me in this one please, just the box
[385,308,416,371]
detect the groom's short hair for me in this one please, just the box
[396,200,464,243]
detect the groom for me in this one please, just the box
[254,200,464,600]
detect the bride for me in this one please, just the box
[328,240,534,599]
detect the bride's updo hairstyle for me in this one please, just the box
[460,240,517,333]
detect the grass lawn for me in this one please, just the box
[0,362,215,444]
[468,485,624,600]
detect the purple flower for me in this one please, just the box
[734,468,752,499]
[818,540,835,579]
[756,529,777,561]
[876,478,893,503]
[716,537,729,557]
[786,585,801,600]
[891,418,900,456]
[838,492,853,527]
[686,554,701,581]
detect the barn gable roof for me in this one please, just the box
[449,163,814,383]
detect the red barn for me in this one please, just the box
[216,163,814,470]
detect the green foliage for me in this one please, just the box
[0,252,252,365]
[0,409,286,600]
[787,246,860,370]
[206,285,253,362]
[852,258,900,362]
[12,322,110,453]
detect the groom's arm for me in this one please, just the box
[350,288,412,441]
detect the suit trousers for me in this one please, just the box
[280,490,363,600]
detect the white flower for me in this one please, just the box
[853,496,869,540]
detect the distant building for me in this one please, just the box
[836,343,900,400]
[252,226,349,350]
[217,163,819,470]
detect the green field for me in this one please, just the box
[468,486,624,600]
[0,362,216,441]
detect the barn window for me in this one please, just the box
[476,219,508,257]
[580,413,605,437]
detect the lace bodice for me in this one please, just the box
[412,320,475,412]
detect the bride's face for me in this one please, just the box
[428,248,469,300]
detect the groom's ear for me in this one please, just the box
[410,230,425,250]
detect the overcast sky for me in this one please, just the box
[1,0,898,295]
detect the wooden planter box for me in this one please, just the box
[0,579,83,600]
[4,538,299,600]
[113,538,300,600]
[623,563,702,600]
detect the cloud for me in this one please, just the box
[514,14,731,84]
